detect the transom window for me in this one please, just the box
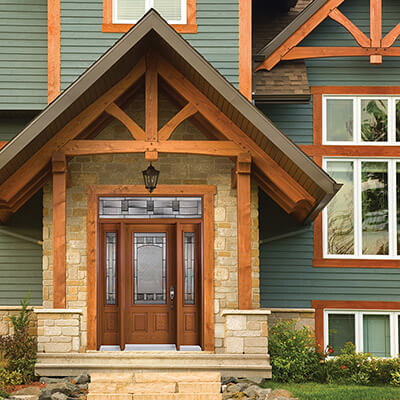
[113,0,187,24]
[323,158,400,259]
[323,96,400,144]
[325,310,400,358]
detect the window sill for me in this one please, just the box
[313,258,400,268]
[102,23,198,33]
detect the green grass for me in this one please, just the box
[262,382,400,400]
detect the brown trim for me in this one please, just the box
[370,0,382,63]
[239,0,252,100]
[48,0,61,103]
[312,300,400,352]
[236,154,252,310]
[52,151,66,308]
[311,86,400,95]
[86,185,216,351]
[146,50,158,142]
[302,145,400,157]
[102,0,198,33]
[313,258,400,268]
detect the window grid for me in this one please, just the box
[323,158,399,259]
[323,96,400,145]
[324,310,400,358]
[113,0,187,24]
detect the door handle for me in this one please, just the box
[170,285,175,310]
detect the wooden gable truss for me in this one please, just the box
[257,0,400,71]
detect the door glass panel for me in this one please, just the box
[363,314,391,357]
[361,162,389,255]
[361,99,388,142]
[105,232,117,305]
[134,233,167,304]
[328,314,355,355]
[184,232,195,305]
[326,99,354,142]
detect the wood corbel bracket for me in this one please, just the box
[52,151,67,174]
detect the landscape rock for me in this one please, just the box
[71,374,90,385]
[12,387,42,397]
[267,389,294,399]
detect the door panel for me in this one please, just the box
[126,224,176,344]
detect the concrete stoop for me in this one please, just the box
[87,372,222,400]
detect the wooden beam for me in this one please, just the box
[157,57,315,214]
[370,0,382,63]
[382,22,400,47]
[255,0,346,71]
[48,0,61,103]
[145,50,158,142]
[52,151,66,309]
[158,103,197,141]
[239,0,252,100]
[62,140,243,157]
[105,103,145,140]
[301,144,400,157]
[281,46,400,61]
[236,154,252,310]
[0,57,146,205]
[145,151,158,161]
[329,8,370,47]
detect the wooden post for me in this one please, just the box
[145,50,158,142]
[236,153,252,310]
[370,0,382,64]
[52,151,67,308]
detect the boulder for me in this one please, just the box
[267,389,294,399]
[11,387,42,397]
[46,382,76,396]
[71,375,90,385]
[50,394,68,400]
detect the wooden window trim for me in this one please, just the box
[312,300,400,353]
[86,184,216,352]
[102,0,197,33]
[301,87,400,269]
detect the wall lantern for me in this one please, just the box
[142,163,160,193]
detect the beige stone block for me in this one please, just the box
[244,346,268,354]
[44,326,61,336]
[244,337,268,347]
[44,342,72,353]
[225,337,244,354]
[87,395,133,400]
[134,372,220,383]
[214,268,228,281]
[214,323,224,339]
[0,320,9,335]
[226,315,246,331]
[61,326,79,336]
[177,383,221,393]
[132,395,221,400]
[91,373,134,383]
[133,383,176,393]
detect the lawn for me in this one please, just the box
[263,382,400,400]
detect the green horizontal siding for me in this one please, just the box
[60,0,239,91]
[0,0,47,110]
[259,193,400,309]
[0,191,42,306]
[0,114,37,141]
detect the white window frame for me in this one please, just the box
[322,157,399,259]
[113,0,187,24]
[323,95,399,145]
[324,310,399,358]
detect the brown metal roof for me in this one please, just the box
[0,9,339,222]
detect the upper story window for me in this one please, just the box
[114,0,187,24]
[323,96,400,144]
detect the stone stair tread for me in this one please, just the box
[134,372,221,383]
[133,395,222,400]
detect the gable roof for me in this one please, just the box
[0,10,339,223]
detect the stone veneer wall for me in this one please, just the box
[0,307,38,336]
[42,94,260,352]
[268,309,316,332]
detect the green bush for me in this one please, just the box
[0,297,37,383]
[269,320,324,383]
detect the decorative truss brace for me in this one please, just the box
[256,0,400,71]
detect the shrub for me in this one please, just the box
[0,297,37,383]
[269,320,324,383]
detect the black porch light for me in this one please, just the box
[142,163,160,193]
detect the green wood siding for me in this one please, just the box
[0,191,42,306]
[259,0,400,308]
[60,0,239,91]
[0,114,38,141]
[0,0,47,110]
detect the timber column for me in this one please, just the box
[236,153,252,310]
[52,151,67,308]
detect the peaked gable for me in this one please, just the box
[0,10,338,224]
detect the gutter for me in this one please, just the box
[0,227,43,246]
[260,226,312,244]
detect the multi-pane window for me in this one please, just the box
[325,310,397,358]
[323,159,400,258]
[113,0,187,24]
[323,96,400,144]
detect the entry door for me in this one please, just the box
[125,224,176,344]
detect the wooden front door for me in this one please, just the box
[125,224,176,344]
[99,220,201,349]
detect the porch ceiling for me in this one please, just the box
[0,10,339,224]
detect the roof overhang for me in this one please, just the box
[0,10,339,224]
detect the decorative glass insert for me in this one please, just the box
[326,161,354,255]
[326,99,354,142]
[361,162,388,255]
[363,314,391,357]
[133,233,167,304]
[105,232,117,305]
[184,232,195,305]
[328,314,355,354]
[99,197,202,219]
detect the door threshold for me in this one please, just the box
[99,344,202,352]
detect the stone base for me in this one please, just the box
[268,308,315,332]
[35,352,272,381]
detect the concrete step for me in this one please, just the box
[88,396,222,400]
[134,372,221,383]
